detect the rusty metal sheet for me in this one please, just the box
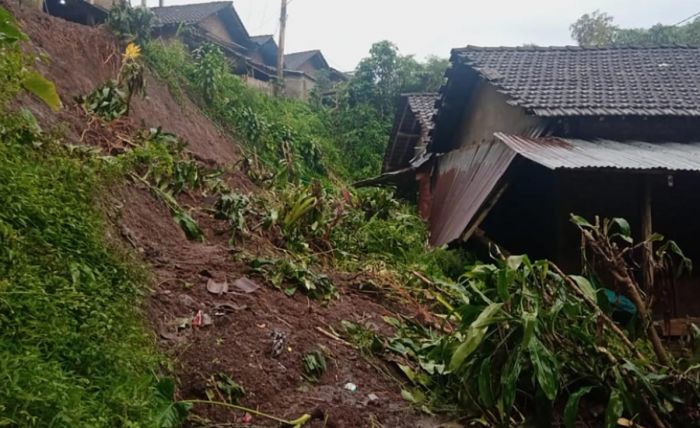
[495,133,700,171]
[429,142,516,246]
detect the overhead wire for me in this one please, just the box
[673,10,700,26]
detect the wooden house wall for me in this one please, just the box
[199,14,236,45]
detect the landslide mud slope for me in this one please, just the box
[4,3,442,426]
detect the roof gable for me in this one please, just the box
[450,45,700,117]
[152,1,250,47]
[284,50,329,71]
[383,93,439,172]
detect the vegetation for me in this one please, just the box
[0,6,60,111]
[145,38,447,180]
[0,83,163,428]
[0,10,171,426]
[80,43,146,120]
[333,41,448,178]
[571,10,700,47]
[107,3,156,46]
[367,217,700,427]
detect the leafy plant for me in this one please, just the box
[249,256,336,300]
[79,79,127,120]
[341,320,384,355]
[107,4,156,45]
[154,378,192,428]
[0,6,60,111]
[302,350,327,383]
[0,110,163,426]
[215,192,254,242]
[118,43,145,114]
[205,373,245,404]
[193,43,227,105]
[384,248,700,427]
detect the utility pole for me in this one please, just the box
[275,0,287,96]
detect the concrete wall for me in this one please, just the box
[453,81,542,149]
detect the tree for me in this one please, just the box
[330,41,449,179]
[571,10,700,47]
[569,10,617,47]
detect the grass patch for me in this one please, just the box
[0,112,163,427]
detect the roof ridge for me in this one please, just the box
[151,1,231,10]
[285,49,322,56]
[453,44,700,54]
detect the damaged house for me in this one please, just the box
[380,46,700,323]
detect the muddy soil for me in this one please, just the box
[4,3,451,426]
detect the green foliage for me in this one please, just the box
[117,128,219,242]
[79,79,128,120]
[107,4,156,45]
[205,373,245,404]
[249,256,336,300]
[0,6,60,112]
[571,10,700,47]
[332,41,447,178]
[0,111,164,426]
[144,40,339,179]
[341,320,384,355]
[82,43,146,119]
[302,350,328,383]
[193,43,227,105]
[385,253,700,426]
[154,378,192,428]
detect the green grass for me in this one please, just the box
[0,112,163,427]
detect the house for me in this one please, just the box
[151,1,288,94]
[250,34,278,68]
[283,50,347,99]
[150,2,332,99]
[382,45,700,321]
[43,0,110,25]
[358,93,438,219]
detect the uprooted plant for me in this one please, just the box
[384,216,700,428]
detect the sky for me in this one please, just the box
[156,0,700,71]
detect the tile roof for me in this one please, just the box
[495,133,700,171]
[382,93,439,173]
[251,34,275,45]
[406,93,438,134]
[453,46,700,117]
[284,50,327,70]
[151,1,231,25]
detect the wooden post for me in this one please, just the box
[275,0,287,96]
[641,175,654,291]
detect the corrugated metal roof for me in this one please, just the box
[430,142,516,246]
[495,133,700,171]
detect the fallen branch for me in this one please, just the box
[551,264,647,363]
[186,400,311,427]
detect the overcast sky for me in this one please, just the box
[158,0,700,71]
